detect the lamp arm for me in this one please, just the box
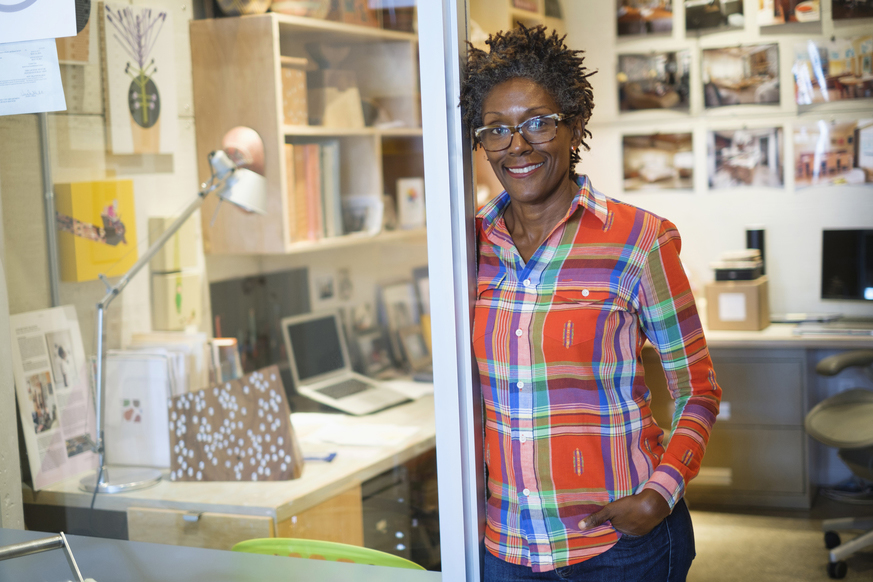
[91,177,224,473]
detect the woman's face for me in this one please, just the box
[479,77,582,208]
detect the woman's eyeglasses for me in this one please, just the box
[474,113,573,152]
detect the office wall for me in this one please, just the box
[566,0,873,316]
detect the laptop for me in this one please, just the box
[281,311,410,415]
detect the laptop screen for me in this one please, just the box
[285,315,346,382]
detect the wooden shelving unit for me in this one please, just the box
[190,13,423,255]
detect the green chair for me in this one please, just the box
[231,538,425,571]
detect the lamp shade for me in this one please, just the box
[219,167,268,215]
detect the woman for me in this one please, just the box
[460,26,722,581]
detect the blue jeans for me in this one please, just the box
[484,498,695,582]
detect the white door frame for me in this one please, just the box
[418,1,485,581]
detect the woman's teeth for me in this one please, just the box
[508,163,543,174]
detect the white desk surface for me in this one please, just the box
[23,396,436,525]
[703,323,873,350]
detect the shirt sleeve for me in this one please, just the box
[637,219,722,509]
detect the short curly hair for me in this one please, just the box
[460,24,595,173]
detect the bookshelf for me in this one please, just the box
[190,14,423,255]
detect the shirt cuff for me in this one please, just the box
[641,465,686,511]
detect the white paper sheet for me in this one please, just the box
[307,423,419,447]
[10,305,97,491]
[0,39,66,116]
[0,0,76,44]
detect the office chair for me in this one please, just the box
[232,538,425,570]
[804,349,873,579]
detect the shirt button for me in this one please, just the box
[517,381,524,389]
[520,434,527,443]
[515,329,523,337]
[523,279,531,287]
[582,289,590,297]
[522,488,530,497]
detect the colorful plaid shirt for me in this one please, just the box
[474,176,721,572]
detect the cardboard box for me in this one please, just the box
[705,276,770,331]
[152,272,202,331]
[148,217,198,273]
[55,180,138,282]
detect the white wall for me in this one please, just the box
[565,0,873,315]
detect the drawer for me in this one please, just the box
[710,356,805,426]
[694,426,807,494]
[127,507,274,550]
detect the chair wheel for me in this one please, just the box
[827,561,847,579]
[824,531,841,550]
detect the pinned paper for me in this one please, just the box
[0,0,76,44]
[0,39,66,117]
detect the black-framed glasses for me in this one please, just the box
[474,113,573,152]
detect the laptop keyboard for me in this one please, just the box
[315,378,373,400]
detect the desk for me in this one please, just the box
[23,396,436,552]
[645,324,873,509]
[0,528,442,582]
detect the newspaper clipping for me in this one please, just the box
[11,305,97,490]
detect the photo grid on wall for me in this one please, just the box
[613,5,873,194]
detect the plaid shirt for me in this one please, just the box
[474,176,721,572]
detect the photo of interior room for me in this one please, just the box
[708,128,783,189]
[685,0,744,31]
[758,0,822,26]
[703,44,780,108]
[832,0,873,20]
[616,0,673,36]
[795,119,873,188]
[618,51,690,111]
[623,133,694,190]
[793,35,873,104]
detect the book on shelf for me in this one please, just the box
[284,141,344,243]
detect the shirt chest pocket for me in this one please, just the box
[542,289,616,349]
[472,276,506,341]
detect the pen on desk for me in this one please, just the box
[304,452,337,462]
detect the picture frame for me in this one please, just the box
[397,325,431,373]
[707,128,784,189]
[353,328,393,376]
[379,279,421,361]
[793,119,873,189]
[702,45,780,109]
[618,50,690,112]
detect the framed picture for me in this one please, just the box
[618,51,690,112]
[398,325,431,373]
[685,0,744,33]
[616,1,673,37]
[794,119,873,189]
[353,328,393,376]
[379,280,421,331]
[622,133,694,191]
[758,0,820,26]
[707,128,784,189]
[702,45,779,108]
[833,0,873,20]
[793,36,873,106]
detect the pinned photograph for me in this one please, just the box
[26,372,58,434]
[833,0,873,20]
[46,330,77,389]
[616,1,673,37]
[793,36,873,105]
[685,0,744,32]
[794,119,873,189]
[618,51,690,112]
[623,133,694,191]
[703,44,780,108]
[708,128,784,189]
[758,0,821,26]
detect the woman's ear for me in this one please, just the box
[571,117,584,150]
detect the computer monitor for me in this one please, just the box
[821,229,873,301]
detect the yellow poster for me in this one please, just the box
[55,180,138,282]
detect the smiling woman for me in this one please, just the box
[460,25,722,582]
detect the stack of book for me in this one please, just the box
[283,140,344,242]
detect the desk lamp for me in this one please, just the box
[80,127,268,494]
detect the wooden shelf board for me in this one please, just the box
[283,125,423,137]
[508,7,543,20]
[273,13,417,43]
[280,227,427,255]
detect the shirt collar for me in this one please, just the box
[477,175,609,238]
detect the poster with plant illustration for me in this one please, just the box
[102,3,178,154]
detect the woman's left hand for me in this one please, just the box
[578,489,671,537]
